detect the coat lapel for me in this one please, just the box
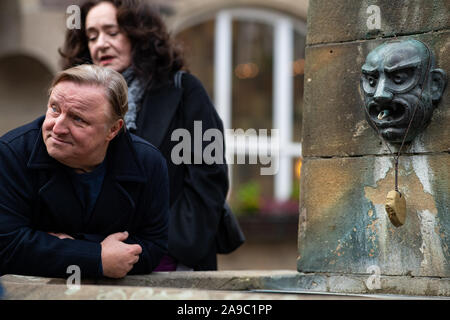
[37,169,85,232]
[136,85,183,148]
[84,132,147,233]
[84,173,137,234]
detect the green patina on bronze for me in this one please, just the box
[360,39,447,144]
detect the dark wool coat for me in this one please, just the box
[0,116,169,278]
[135,73,229,270]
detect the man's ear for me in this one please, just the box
[106,119,124,141]
[430,68,447,104]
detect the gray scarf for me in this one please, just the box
[122,67,145,131]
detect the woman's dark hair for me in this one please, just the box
[59,0,185,90]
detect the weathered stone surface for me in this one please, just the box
[307,0,450,45]
[3,272,450,298]
[0,273,371,300]
[300,0,450,297]
[298,155,450,277]
[302,31,450,157]
[1,281,302,300]
[286,273,450,297]
[0,271,300,291]
[101,270,301,291]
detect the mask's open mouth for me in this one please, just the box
[368,100,408,128]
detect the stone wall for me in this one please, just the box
[299,0,449,279]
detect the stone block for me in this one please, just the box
[0,273,370,300]
[4,272,450,298]
[307,0,450,45]
[302,31,450,157]
[292,273,328,292]
[298,155,450,277]
[0,279,302,300]
[0,271,301,291]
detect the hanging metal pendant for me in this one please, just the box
[385,190,406,227]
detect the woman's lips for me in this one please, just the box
[99,56,115,65]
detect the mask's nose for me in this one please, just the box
[373,77,394,104]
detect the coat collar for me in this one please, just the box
[104,130,147,183]
[27,120,146,183]
[136,84,183,148]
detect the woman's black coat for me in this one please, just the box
[135,73,229,270]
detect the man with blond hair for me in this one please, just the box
[0,64,169,279]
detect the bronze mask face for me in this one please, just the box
[360,39,446,144]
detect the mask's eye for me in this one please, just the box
[361,72,378,94]
[389,68,414,85]
[367,75,377,87]
[391,70,409,84]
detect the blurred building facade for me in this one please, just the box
[0,0,308,270]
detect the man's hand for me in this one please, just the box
[101,231,142,278]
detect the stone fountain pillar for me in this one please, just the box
[298,0,450,295]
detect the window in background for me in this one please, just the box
[175,8,306,217]
[232,20,273,133]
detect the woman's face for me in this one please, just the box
[85,1,132,73]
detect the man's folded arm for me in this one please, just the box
[0,209,102,278]
[0,142,102,278]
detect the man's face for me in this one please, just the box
[43,81,121,172]
[360,40,433,143]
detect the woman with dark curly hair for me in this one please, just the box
[59,0,237,271]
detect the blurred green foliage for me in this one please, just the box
[234,181,261,216]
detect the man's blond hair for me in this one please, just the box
[49,64,128,122]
